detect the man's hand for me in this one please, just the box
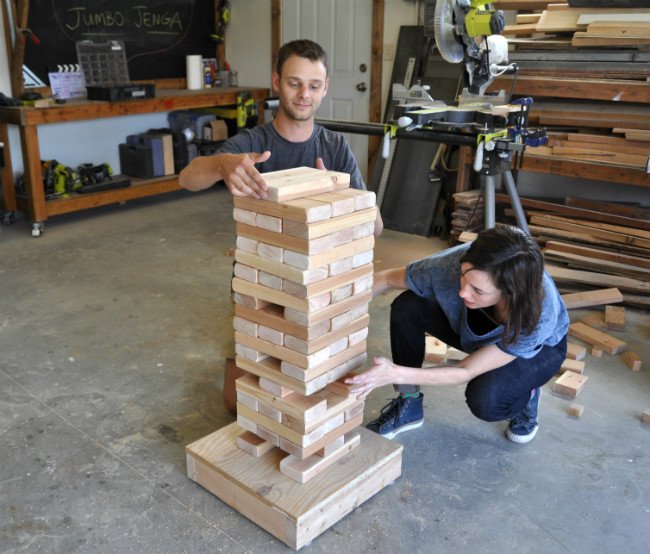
[221,151,272,199]
[345,356,397,400]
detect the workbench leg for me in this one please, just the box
[0,122,17,218]
[455,145,473,193]
[19,124,47,226]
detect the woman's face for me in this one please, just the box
[459,262,504,311]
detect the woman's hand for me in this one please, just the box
[345,356,398,400]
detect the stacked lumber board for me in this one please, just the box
[450,189,484,242]
[185,167,402,550]
[495,192,650,307]
[488,2,650,188]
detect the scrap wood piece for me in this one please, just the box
[553,371,588,398]
[568,322,627,354]
[560,358,586,374]
[580,313,607,331]
[532,213,650,243]
[642,410,650,425]
[549,265,650,295]
[622,351,642,372]
[561,288,623,309]
[605,305,626,331]
[568,403,585,418]
[425,336,447,362]
[545,241,650,271]
[567,342,587,360]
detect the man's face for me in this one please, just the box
[272,55,329,122]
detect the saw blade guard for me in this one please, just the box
[434,0,464,63]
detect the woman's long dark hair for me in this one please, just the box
[461,226,544,346]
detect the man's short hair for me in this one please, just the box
[276,39,328,76]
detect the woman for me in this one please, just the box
[346,225,569,444]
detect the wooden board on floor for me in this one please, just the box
[186,423,402,550]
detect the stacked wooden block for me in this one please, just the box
[229,167,377,483]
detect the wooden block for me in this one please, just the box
[185,423,402,550]
[236,431,275,457]
[259,375,295,397]
[332,227,355,247]
[341,188,376,211]
[580,313,607,331]
[561,288,623,309]
[326,373,357,398]
[279,340,367,382]
[281,207,376,240]
[330,304,370,332]
[237,373,327,423]
[560,358,585,375]
[282,236,374,269]
[256,424,281,447]
[592,347,603,358]
[283,315,368,355]
[567,404,584,418]
[257,324,284,346]
[310,191,356,217]
[233,278,331,313]
[258,271,283,290]
[258,402,283,423]
[328,337,349,357]
[344,401,365,422]
[233,207,257,226]
[235,343,269,362]
[352,250,373,268]
[257,242,283,263]
[568,322,627,354]
[280,431,361,484]
[553,372,588,398]
[348,326,368,346]
[235,303,331,342]
[425,336,447,362]
[236,235,258,254]
[280,391,357,435]
[622,351,642,371]
[566,342,587,361]
[256,213,282,233]
[233,291,270,310]
[233,263,258,284]
[232,316,257,338]
[354,221,375,239]
[353,275,373,294]
[329,256,353,276]
[237,414,257,434]
[236,390,259,411]
[317,435,345,457]
[283,290,372,327]
[279,414,363,460]
[642,410,650,425]
[605,305,626,331]
[264,168,350,202]
[234,194,332,223]
[238,356,328,396]
[235,249,329,285]
[331,284,353,303]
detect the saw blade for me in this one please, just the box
[434,0,464,64]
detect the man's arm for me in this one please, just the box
[178,151,271,199]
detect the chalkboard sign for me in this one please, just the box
[25,0,215,83]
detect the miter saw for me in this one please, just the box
[434,0,514,95]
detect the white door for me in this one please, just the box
[281,0,372,180]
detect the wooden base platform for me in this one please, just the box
[186,422,402,550]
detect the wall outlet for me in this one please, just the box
[383,43,395,62]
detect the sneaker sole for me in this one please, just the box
[380,419,424,440]
[506,424,539,444]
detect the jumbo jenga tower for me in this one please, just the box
[186,168,402,550]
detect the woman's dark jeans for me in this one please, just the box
[390,290,567,422]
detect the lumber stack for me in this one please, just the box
[185,167,402,550]
[496,191,650,307]
[488,3,650,187]
[451,189,484,241]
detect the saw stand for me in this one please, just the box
[476,140,530,235]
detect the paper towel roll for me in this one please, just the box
[186,55,203,90]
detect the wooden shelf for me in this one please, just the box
[0,86,269,232]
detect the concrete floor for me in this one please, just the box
[1,187,648,554]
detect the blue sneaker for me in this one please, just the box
[506,388,541,444]
[366,394,424,439]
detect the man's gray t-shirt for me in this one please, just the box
[405,242,569,359]
[215,122,366,189]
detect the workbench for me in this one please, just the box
[0,86,269,235]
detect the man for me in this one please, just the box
[179,38,383,234]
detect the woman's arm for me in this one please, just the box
[346,344,516,400]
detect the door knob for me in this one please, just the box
[356,82,367,92]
